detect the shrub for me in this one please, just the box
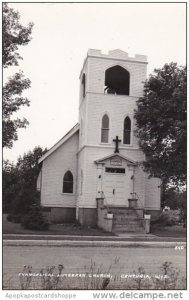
[162,189,186,226]
[159,210,179,226]
[7,213,22,223]
[11,189,40,217]
[21,203,49,230]
[7,214,13,222]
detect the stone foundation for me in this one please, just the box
[78,208,97,226]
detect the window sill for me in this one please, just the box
[121,144,133,147]
[99,143,133,147]
[61,193,75,196]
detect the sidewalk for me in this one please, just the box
[3,233,186,248]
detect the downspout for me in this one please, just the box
[132,167,135,198]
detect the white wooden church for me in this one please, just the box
[37,49,161,233]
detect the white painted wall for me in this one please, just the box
[41,131,79,207]
[77,147,86,208]
[145,176,161,210]
[79,49,147,150]
[78,146,146,208]
[86,93,139,147]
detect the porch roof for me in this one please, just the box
[94,153,137,166]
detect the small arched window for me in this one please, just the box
[101,114,109,143]
[82,73,86,98]
[123,117,131,144]
[63,171,73,193]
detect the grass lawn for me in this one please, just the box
[151,223,186,238]
[3,245,186,289]
[3,214,186,238]
[2,214,114,236]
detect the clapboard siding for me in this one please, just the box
[145,176,161,209]
[78,146,146,208]
[41,132,79,207]
[86,93,138,147]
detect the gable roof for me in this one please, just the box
[95,153,137,166]
[38,123,79,164]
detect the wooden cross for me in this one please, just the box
[113,136,121,153]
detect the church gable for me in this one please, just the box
[40,129,79,211]
[39,123,79,163]
[95,153,137,166]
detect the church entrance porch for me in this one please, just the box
[103,170,129,206]
[96,154,136,208]
[95,154,149,233]
[96,198,149,234]
[108,206,145,233]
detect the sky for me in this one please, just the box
[3,2,186,163]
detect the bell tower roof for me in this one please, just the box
[87,48,147,62]
[80,48,147,79]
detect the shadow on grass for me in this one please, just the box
[3,214,115,236]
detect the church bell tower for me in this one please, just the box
[77,49,149,225]
[78,49,148,149]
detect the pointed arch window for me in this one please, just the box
[63,171,73,193]
[101,114,109,143]
[123,117,131,144]
[82,73,86,98]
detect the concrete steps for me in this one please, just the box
[114,218,143,225]
[113,224,145,233]
[108,207,144,217]
[109,207,145,233]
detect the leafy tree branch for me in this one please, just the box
[134,63,186,189]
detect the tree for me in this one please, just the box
[161,189,186,225]
[2,160,20,213]
[134,63,186,189]
[3,147,49,230]
[3,3,33,148]
[3,71,31,148]
[3,146,47,218]
[16,147,47,190]
[3,3,33,67]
